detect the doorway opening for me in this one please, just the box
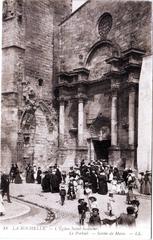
[93,139,111,161]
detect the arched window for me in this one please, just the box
[98,13,113,38]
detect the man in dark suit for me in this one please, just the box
[1,173,11,203]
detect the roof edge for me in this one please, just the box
[59,0,90,26]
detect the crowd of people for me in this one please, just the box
[0,159,151,226]
[38,159,151,226]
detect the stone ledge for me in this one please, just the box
[59,146,88,151]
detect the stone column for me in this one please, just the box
[128,86,136,146]
[111,90,118,146]
[59,100,65,146]
[90,139,95,162]
[78,98,84,146]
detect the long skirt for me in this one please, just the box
[98,181,108,195]
[144,181,151,195]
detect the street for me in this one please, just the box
[0,183,149,228]
[0,199,47,225]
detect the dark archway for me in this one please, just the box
[93,139,111,160]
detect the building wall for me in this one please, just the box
[137,55,152,172]
[58,0,152,167]
[2,0,25,172]
[60,0,151,72]
[1,0,152,171]
[1,0,72,171]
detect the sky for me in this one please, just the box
[72,0,87,11]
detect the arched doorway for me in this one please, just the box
[93,139,111,161]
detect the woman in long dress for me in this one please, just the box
[144,171,151,195]
[98,170,108,195]
[14,169,22,184]
[36,167,42,184]
[90,170,98,193]
[138,172,145,194]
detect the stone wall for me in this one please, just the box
[24,0,54,100]
[118,89,129,146]
[22,0,72,167]
[1,0,72,171]
[2,0,25,172]
[58,0,152,168]
[60,0,151,72]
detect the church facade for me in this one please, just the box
[1,0,152,172]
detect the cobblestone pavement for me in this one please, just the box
[8,182,151,229]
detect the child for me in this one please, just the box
[73,178,78,194]
[88,196,98,210]
[61,170,67,184]
[0,189,5,216]
[84,182,92,196]
[89,208,101,226]
[78,198,88,225]
[130,199,140,218]
[107,192,115,216]
[126,185,134,204]
[59,185,66,205]
[67,185,76,200]
[111,179,117,193]
[76,179,84,199]
[116,179,126,195]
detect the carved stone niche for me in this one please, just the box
[3,0,15,21]
[46,114,54,132]
[23,133,30,145]
[3,0,8,19]
[39,100,57,133]
[88,113,111,140]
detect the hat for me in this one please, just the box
[92,208,99,212]
[131,200,140,207]
[89,196,97,201]
[127,206,135,215]
[78,198,84,204]
[109,193,113,197]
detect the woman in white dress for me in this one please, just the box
[76,179,84,199]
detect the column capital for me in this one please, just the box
[59,95,68,104]
[111,87,119,96]
[77,93,88,102]
[111,78,120,91]
[127,82,138,92]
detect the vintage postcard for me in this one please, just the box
[0,0,152,239]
